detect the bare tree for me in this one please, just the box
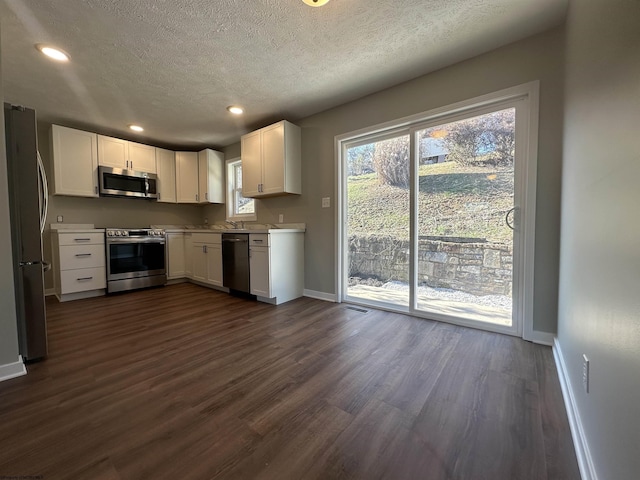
[373,136,410,187]
[422,109,515,167]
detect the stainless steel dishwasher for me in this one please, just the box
[222,233,250,293]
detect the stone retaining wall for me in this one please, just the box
[349,235,512,296]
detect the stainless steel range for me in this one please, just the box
[105,228,166,293]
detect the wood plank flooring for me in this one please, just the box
[0,283,580,480]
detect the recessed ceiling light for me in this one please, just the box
[302,0,331,6]
[128,124,144,132]
[35,44,70,62]
[227,106,244,115]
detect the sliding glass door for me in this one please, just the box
[414,109,515,327]
[345,132,411,309]
[341,91,534,336]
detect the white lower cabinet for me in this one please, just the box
[249,246,270,298]
[184,233,193,278]
[249,232,304,305]
[191,233,222,287]
[51,230,106,302]
[166,233,185,279]
[165,230,304,303]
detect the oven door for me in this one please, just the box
[107,238,166,281]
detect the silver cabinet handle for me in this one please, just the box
[204,245,208,254]
[196,193,199,202]
[75,253,92,257]
[252,239,263,243]
[205,192,208,200]
[74,238,91,242]
[158,192,161,200]
[95,185,98,194]
[77,276,93,281]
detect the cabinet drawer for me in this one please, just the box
[191,232,221,244]
[60,267,106,294]
[58,232,104,246]
[59,244,105,270]
[249,234,269,246]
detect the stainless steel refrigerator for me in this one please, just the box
[4,103,49,361]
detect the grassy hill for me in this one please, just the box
[347,162,514,243]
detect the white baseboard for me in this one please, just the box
[530,330,555,346]
[553,338,598,480]
[303,289,337,302]
[0,356,27,383]
[45,288,56,297]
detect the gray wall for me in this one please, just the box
[0,26,21,367]
[557,0,640,478]
[207,26,566,334]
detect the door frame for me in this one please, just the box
[335,81,539,340]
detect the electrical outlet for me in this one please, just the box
[322,197,331,208]
[582,354,590,393]
[57,215,63,223]
[204,218,208,224]
[278,214,284,223]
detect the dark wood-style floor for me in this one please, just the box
[0,283,579,480]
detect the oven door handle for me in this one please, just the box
[107,238,165,244]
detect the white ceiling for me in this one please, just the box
[0,0,566,149]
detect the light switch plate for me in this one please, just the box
[57,215,63,223]
[279,214,284,223]
[322,197,331,208]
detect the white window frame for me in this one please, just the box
[226,157,257,222]
[335,81,540,341]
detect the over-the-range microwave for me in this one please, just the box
[98,166,158,199]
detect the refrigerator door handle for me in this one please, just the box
[20,260,41,266]
[37,151,49,234]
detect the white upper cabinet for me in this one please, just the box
[128,142,156,173]
[97,135,156,173]
[175,151,199,203]
[156,148,177,203]
[241,120,301,198]
[50,125,99,197]
[198,148,225,204]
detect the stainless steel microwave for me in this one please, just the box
[98,166,158,199]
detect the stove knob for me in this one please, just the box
[123,231,128,236]
[115,231,121,236]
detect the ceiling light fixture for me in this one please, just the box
[35,44,70,62]
[227,106,244,115]
[128,124,144,132]
[302,0,330,6]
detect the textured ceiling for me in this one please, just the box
[0,0,566,149]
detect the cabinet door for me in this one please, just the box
[128,141,156,173]
[97,135,128,169]
[198,149,225,204]
[166,233,185,279]
[51,125,99,197]
[192,244,207,282]
[156,148,176,203]
[241,130,262,197]
[206,244,223,286]
[261,122,286,195]
[175,152,199,203]
[184,234,193,278]
[250,246,271,297]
